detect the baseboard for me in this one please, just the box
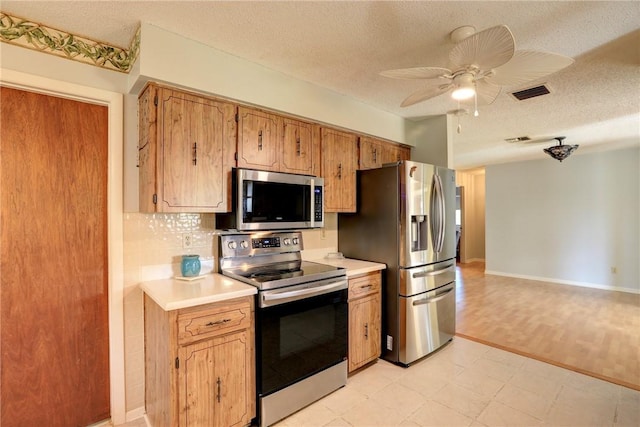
[125,406,146,423]
[485,270,640,294]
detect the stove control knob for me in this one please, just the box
[292,237,299,245]
[240,240,249,249]
[283,238,291,246]
[227,241,237,250]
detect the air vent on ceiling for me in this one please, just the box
[510,84,551,101]
[505,136,532,143]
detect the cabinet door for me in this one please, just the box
[281,118,320,175]
[359,136,385,170]
[348,294,381,372]
[160,89,235,212]
[383,144,411,164]
[237,107,281,172]
[321,128,357,212]
[179,330,252,427]
[138,84,158,212]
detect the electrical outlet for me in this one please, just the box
[183,233,193,248]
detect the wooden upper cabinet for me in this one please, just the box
[359,136,386,170]
[138,84,236,213]
[281,118,320,176]
[237,107,281,172]
[321,128,358,213]
[359,136,411,170]
[383,143,411,164]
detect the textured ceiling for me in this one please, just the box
[2,1,639,168]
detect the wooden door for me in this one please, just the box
[160,89,235,212]
[1,87,110,425]
[281,118,319,176]
[359,136,385,170]
[383,144,411,164]
[212,331,251,427]
[237,107,280,172]
[321,128,357,212]
[348,294,381,372]
[180,331,251,427]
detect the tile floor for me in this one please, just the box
[120,337,639,427]
[272,337,639,427]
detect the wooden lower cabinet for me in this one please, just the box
[145,295,255,427]
[348,271,382,372]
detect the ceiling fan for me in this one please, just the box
[380,25,574,108]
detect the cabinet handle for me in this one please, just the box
[337,163,342,179]
[258,130,263,151]
[359,284,373,289]
[205,318,231,327]
[216,377,221,403]
[364,322,369,339]
[193,142,197,165]
[373,148,377,163]
[296,137,301,156]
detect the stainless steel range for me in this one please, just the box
[219,231,348,427]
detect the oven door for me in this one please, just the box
[256,277,348,397]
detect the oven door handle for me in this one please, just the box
[261,279,347,307]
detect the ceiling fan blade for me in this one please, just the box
[489,50,575,86]
[400,83,453,107]
[474,79,501,104]
[380,67,451,80]
[450,25,515,69]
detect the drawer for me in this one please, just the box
[177,298,252,345]
[348,271,381,300]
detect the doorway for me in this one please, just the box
[1,87,110,425]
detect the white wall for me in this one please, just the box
[406,115,450,168]
[485,147,640,293]
[132,23,408,144]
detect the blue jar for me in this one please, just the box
[181,254,201,277]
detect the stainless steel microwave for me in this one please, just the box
[216,168,324,230]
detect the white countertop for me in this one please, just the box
[140,273,257,311]
[311,257,386,277]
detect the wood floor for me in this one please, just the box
[455,262,640,391]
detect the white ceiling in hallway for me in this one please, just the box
[2,1,638,168]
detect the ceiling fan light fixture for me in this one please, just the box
[451,74,476,100]
[543,137,578,162]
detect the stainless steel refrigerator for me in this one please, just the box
[338,160,456,366]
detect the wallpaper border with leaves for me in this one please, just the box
[0,12,140,73]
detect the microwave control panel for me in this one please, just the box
[314,186,323,222]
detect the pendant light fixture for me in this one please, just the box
[543,137,579,162]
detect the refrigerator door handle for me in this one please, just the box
[412,264,454,278]
[429,175,438,251]
[435,173,446,253]
[412,287,454,306]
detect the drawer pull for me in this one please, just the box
[359,284,373,289]
[205,318,231,327]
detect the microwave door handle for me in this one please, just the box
[310,178,315,227]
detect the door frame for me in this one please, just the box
[0,69,126,424]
